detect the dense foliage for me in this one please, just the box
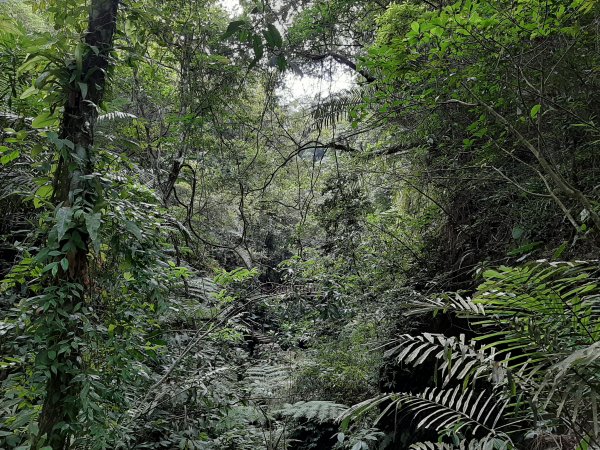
[1,0,599,449]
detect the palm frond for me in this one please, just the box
[391,386,509,437]
[385,333,504,387]
[340,386,511,445]
[410,436,512,450]
[352,261,600,449]
[404,293,485,317]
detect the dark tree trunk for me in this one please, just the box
[36,0,118,447]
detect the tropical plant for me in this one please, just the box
[342,260,600,449]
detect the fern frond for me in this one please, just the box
[276,400,347,423]
[244,364,290,397]
[97,111,137,122]
[353,261,600,449]
[310,86,373,130]
[245,364,289,383]
[410,442,455,450]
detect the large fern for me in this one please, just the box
[97,111,137,122]
[276,400,347,423]
[244,364,291,399]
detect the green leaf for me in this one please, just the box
[125,220,142,240]
[263,23,283,49]
[20,85,39,99]
[553,241,568,259]
[85,212,102,253]
[511,226,524,240]
[530,104,541,119]
[78,82,88,99]
[60,258,69,271]
[222,20,246,40]
[34,71,52,89]
[0,150,20,165]
[411,21,420,33]
[48,350,56,360]
[74,41,84,72]
[42,262,58,273]
[252,35,264,61]
[56,207,73,242]
[275,54,287,71]
[123,271,135,281]
[507,241,543,256]
[34,185,54,208]
[576,437,590,450]
[0,18,23,36]
[32,144,44,157]
[31,111,58,129]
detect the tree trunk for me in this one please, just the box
[36,0,118,447]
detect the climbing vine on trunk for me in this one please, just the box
[33,0,119,447]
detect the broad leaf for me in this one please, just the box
[31,111,58,129]
[85,212,102,253]
[263,23,283,49]
[222,20,246,40]
[55,207,73,242]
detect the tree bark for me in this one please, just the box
[36,0,118,447]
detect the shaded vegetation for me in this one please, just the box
[1,0,600,449]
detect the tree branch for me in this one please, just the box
[299,51,376,83]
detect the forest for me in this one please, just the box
[1,0,600,448]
